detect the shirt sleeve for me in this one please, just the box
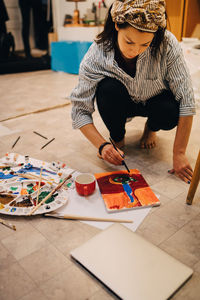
[165,32,196,116]
[70,43,105,129]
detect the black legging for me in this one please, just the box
[96,77,180,142]
[18,0,43,57]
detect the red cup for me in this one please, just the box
[75,173,96,196]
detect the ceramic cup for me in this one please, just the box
[75,173,96,196]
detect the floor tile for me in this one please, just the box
[151,176,188,199]
[19,244,72,284]
[31,216,76,242]
[51,226,99,258]
[1,225,47,260]
[175,188,200,207]
[160,230,200,268]
[194,261,200,274]
[154,201,200,228]
[40,264,99,300]
[19,289,49,300]
[0,216,32,240]
[0,242,16,270]
[89,288,117,300]
[136,213,178,245]
[0,262,36,300]
[181,213,200,239]
[172,272,200,300]
[147,191,172,215]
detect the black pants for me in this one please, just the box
[18,0,43,56]
[96,77,179,142]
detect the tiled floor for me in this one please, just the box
[0,69,200,300]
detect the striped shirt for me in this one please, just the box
[70,30,196,129]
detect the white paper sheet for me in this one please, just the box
[54,185,152,232]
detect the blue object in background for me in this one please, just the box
[51,41,92,74]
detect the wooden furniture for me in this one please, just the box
[166,0,200,41]
[186,150,200,205]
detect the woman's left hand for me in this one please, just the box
[169,153,193,183]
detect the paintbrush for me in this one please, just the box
[45,213,133,223]
[36,167,43,205]
[109,138,130,173]
[12,136,20,149]
[41,138,55,150]
[28,173,72,216]
[33,131,48,139]
[0,218,16,231]
[14,172,54,185]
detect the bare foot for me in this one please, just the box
[140,123,157,149]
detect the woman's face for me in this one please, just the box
[115,24,154,60]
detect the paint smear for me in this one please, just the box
[0,193,16,204]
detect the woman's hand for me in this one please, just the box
[101,144,124,165]
[169,153,193,183]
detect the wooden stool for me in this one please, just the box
[186,150,200,205]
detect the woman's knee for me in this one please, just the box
[96,77,129,100]
[147,91,180,130]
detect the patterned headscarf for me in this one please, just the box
[111,0,166,33]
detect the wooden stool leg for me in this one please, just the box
[186,150,200,205]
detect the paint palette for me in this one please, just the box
[0,180,69,215]
[0,153,76,216]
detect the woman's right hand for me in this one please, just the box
[101,144,124,165]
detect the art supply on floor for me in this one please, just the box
[45,213,133,223]
[12,136,21,149]
[109,137,130,173]
[0,153,74,216]
[71,223,193,300]
[28,173,72,215]
[13,172,54,185]
[95,169,160,212]
[0,218,16,231]
[41,138,55,150]
[36,167,43,205]
[33,131,48,139]
[75,173,96,196]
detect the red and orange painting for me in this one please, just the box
[95,169,160,212]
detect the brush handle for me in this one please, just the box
[0,218,16,231]
[28,174,72,216]
[45,213,133,223]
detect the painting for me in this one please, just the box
[95,169,160,212]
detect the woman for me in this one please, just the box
[70,0,195,184]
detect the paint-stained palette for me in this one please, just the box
[0,153,74,216]
[0,180,69,215]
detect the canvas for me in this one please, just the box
[95,169,160,212]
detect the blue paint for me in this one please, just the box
[122,183,134,203]
[0,172,17,179]
[24,163,33,169]
[18,167,56,176]
[10,208,16,212]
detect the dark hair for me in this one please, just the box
[95,6,167,58]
